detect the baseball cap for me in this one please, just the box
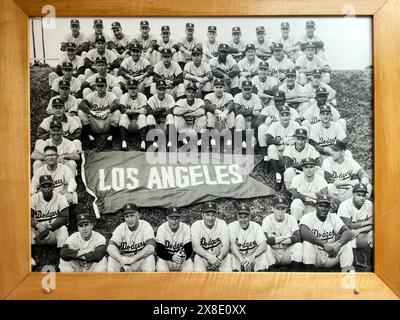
[204,202,217,213]
[353,183,368,194]
[192,46,203,55]
[160,48,172,56]
[316,194,331,204]
[166,206,181,217]
[161,25,170,32]
[304,41,316,49]
[95,57,107,65]
[140,20,149,27]
[279,105,291,115]
[272,42,284,51]
[274,90,286,101]
[256,26,265,33]
[306,20,316,28]
[236,203,250,215]
[245,43,256,51]
[316,87,328,96]
[312,69,322,77]
[232,26,241,34]
[39,175,53,186]
[286,68,296,76]
[273,196,288,207]
[156,80,167,89]
[319,104,332,113]
[95,77,107,85]
[77,213,92,225]
[127,79,139,88]
[122,203,138,214]
[331,139,347,151]
[213,78,225,86]
[52,97,65,107]
[218,43,229,52]
[259,61,269,69]
[65,42,76,49]
[58,80,70,89]
[95,35,106,43]
[301,157,315,167]
[94,19,103,26]
[294,128,308,138]
[186,23,194,29]
[111,21,121,29]
[62,62,73,70]
[208,26,217,32]
[281,22,290,29]
[50,120,62,129]
[70,19,80,26]
[186,83,197,92]
[241,80,253,89]
[130,42,142,51]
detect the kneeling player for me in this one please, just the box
[156,207,194,272]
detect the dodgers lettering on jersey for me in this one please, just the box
[234,93,263,113]
[153,61,182,89]
[155,222,191,255]
[175,97,204,112]
[267,56,295,74]
[322,156,361,181]
[156,38,177,50]
[65,230,106,251]
[204,92,234,111]
[39,115,80,137]
[120,56,150,77]
[147,93,175,110]
[132,34,156,51]
[262,213,299,248]
[228,221,265,256]
[300,212,344,244]
[283,143,320,165]
[266,120,300,141]
[191,218,229,253]
[273,36,298,53]
[338,198,373,224]
[309,122,346,147]
[120,92,148,110]
[86,91,118,113]
[31,192,69,223]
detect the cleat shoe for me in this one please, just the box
[121,140,128,151]
[226,139,232,146]
[140,141,146,151]
[241,141,247,149]
[197,139,203,146]
[263,155,269,162]
[210,139,216,146]
[182,138,188,145]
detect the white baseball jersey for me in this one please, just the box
[262,104,300,123]
[202,40,219,60]
[65,230,106,252]
[338,198,373,224]
[204,92,234,111]
[34,138,78,157]
[85,91,118,114]
[110,34,131,53]
[31,163,76,195]
[309,122,346,147]
[31,192,69,224]
[51,77,82,95]
[209,55,239,87]
[39,115,81,137]
[47,95,78,115]
[175,98,204,113]
[234,93,263,113]
[266,120,300,141]
[153,61,183,89]
[86,33,112,45]
[227,39,246,60]
[262,213,299,249]
[110,220,155,256]
[147,93,175,111]
[279,82,307,98]
[184,61,212,79]
[322,156,362,182]
[120,56,151,77]
[156,221,191,255]
[273,36,298,53]
[63,32,87,47]
[283,143,320,165]
[300,212,345,244]
[156,38,177,50]
[85,48,117,64]
[253,39,272,55]
[295,55,327,72]
[267,56,295,73]
[237,57,262,75]
[178,36,201,52]
[86,73,120,89]
[303,83,335,98]
[132,34,157,51]
[252,76,280,104]
[299,34,324,46]
[57,53,84,71]
[303,103,340,125]
[228,221,265,256]
[191,218,229,254]
[290,173,328,194]
[120,92,148,110]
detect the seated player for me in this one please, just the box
[155,207,194,272]
[237,43,261,85]
[209,43,240,96]
[31,175,69,250]
[31,120,80,175]
[279,68,309,116]
[31,145,77,205]
[267,42,295,82]
[191,202,232,272]
[227,26,246,62]
[60,19,89,56]
[78,77,121,150]
[303,69,337,107]
[118,79,148,151]
[153,25,179,65]
[253,26,272,61]
[298,20,326,60]
[283,127,321,189]
[131,20,158,64]
[183,46,213,98]
[82,57,123,99]
[202,25,219,64]
[273,22,301,63]
[252,61,280,109]
[51,62,82,99]
[262,196,303,271]
[229,203,272,272]
[85,19,112,52]
[152,48,185,99]
[176,22,201,70]
[300,194,354,272]
[107,203,156,272]
[117,43,152,96]
[109,21,131,67]
[59,213,107,272]
[322,140,372,203]
[289,158,328,222]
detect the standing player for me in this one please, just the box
[289,158,328,222]
[227,26,246,62]
[130,20,157,65]
[51,62,82,99]
[155,207,194,272]
[279,68,309,115]
[107,203,156,272]
[253,26,272,61]
[191,202,231,272]
[298,20,326,59]
[252,61,280,109]
[300,194,354,272]
[176,23,201,70]
[262,196,303,270]
[86,19,111,51]
[273,22,301,63]
[153,26,179,64]
[31,175,69,249]
[60,19,89,56]
[267,43,294,82]
[237,44,261,85]
[109,21,131,67]
[228,203,271,272]
[202,26,219,64]
[59,213,107,272]
[118,79,148,151]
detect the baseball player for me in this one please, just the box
[279,68,309,115]
[59,213,107,272]
[227,26,246,62]
[322,140,372,203]
[228,203,272,272]
[252,61,280,110]
[31,120,80,175]
[253,26,272,61]
[191,202,232,272]
[155,207,194,272]
[51,62,82,99]
[31,145,77,204]
[262,196,303,270]
[85,19,112,51]
[300,194,354,272]
[152,48,185,99]
[283,127,321,189]
[78,77,121,150]
[130,20,157,64]
[267,42,295,82]
[107,203,156,272]
[233,80,263,149]
[202,26,220,64]
[118,79,148,151]
[262,105,300,190]
[60,19,89,56]
[237,43,261,85]
[298,20,326,60]
[273,22,301,63]
[82,57,123,99]
[303,69,337,107]
[117,43,152,96]
[295,42,330,85]
[49,42,85,86]
[176,22,201,70]
[289,157,328,222]
[109,21,131,66]
[31,175,69,249]
[153,25,179,64]
[183,46,213,97]
[209,43,241,96]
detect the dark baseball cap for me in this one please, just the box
[316,194,331,204]
[95,35,106,43]
[186,23,194,29]
[70,19,80,26]
[306,20,316,28]
[39,175,53,186]
[192,46,203,55]
[301,157,315,167]
[208,26,217,32]
[52,97,65,107]
[156,80,167,89]
[274,90,286,100]
[140,20,149,27]
[286,68,296,76]
[259,61,269,69]
[304,41,316,49]
[161,25,170,32]
[241,80,253,89]
[312,69,322,77]
[294,127,308,138]
[50,120,62,129]
[77,213,92,225]
[94,19,103,26]
[95,77,107,85]
[272,42,284,51]
[127,79,139,88]
[65,42,76,49]
[331,139,347,151]
[256,26,265,33]
[160,48,172,56]
[280,105,291,115]
[130,42,142,51]
[319,104,332,113]
[166,206,181,217]
[353,183,368,194]
[245,43,256,51]
[236,203,250,215]
[316,87,328,95]
[62,62,73,70]
[213,78,225,86]
[204,202,217,213]
[58,80,70,89]
[218,43,229,52]
[95,57,107,65]
[281,22,290,29]
[273,196,288,207]
[122,203,138,214]
[186,83,197,92]
[232,26,241,33]
[111,21,121,29]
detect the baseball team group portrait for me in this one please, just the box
[29,16,374,273]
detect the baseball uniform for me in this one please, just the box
[173,98,207,133]
[237,56,262,83]
[202,40,220,63]
[83,73,122,99]
[267,56,295,80]
[51,76,82,97]
[279,82,310,115]
[110,33,131,55]
[118,55,152,88]
[302,102,341,129]
[47,95,79,117]
[152,60,185,97]
[183,61,213,92]
[62,32,87,49]
[86,33,112,48]
[309,121,346,148]
[209,55,239,89]
[252,75,280,106]
[204,92,235,130]
[177,36,201,63]
[227,39,246,62]
[119,92,148,131]
[234,93,263,130]
[146,93,175,128]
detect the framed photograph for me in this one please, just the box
[1,0,399,300]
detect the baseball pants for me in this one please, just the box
[207,112,235,130]
[175,115,207,133]
[270,243,303,265]
[119,113,147,131]
[146,114,175,127]
[156,257,194,272]
[231,251,271,272]
[107,255,156,272]
[78,110,121,134]
[302,241,353,269]
[59,256,108,272]
[193,253,232,272]
[31,225,68,248]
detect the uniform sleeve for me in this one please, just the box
[166,95,176,110]
[34,139,46,154]
[220,221,230,241]
[120,57,129,70]
[68,97,79,114]
[266,123,277,137]
[142,221,155,242]
[66,140,78,154]
[233,94,242,104]
[68,117,81,133]
[108,50,117,63]
[290,107,300,120]
[30,172,41,194]
[261,216,271,234]
[299,213,312,227]
[317,176,328,190]
[76,56,85,69]
[119,94,128,105]
[295,56,304,68]
[350,159,362,175]
[337,201,350,219]
[39,117,50,131]
[309,124,319,143]
[289,216,300,233]
[310,145,320,159]
[253,95,263,112]
[51,78,60,92]
[110,224,123,247]
[190,221,200,241]
[155,224,165,243]
[336,124,347,140]
[86,50,95,62]
[85,92,95,105]
[174,62,183,76]
[47,98,54,114]
[182,224,191,245]
[153,62,161,75]
[140,94,148,107]
[282,146,292,158]
[333,215,345,234]
[93,232,107,247]
[321,158,332,173]
[255,224,266,245]
[290,174,301,190]
[107,92,118,104]
[228,223,236,244]
[58,194,69,212]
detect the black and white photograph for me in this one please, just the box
[30,17,373,273]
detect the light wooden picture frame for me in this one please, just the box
[1,0,399,300]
